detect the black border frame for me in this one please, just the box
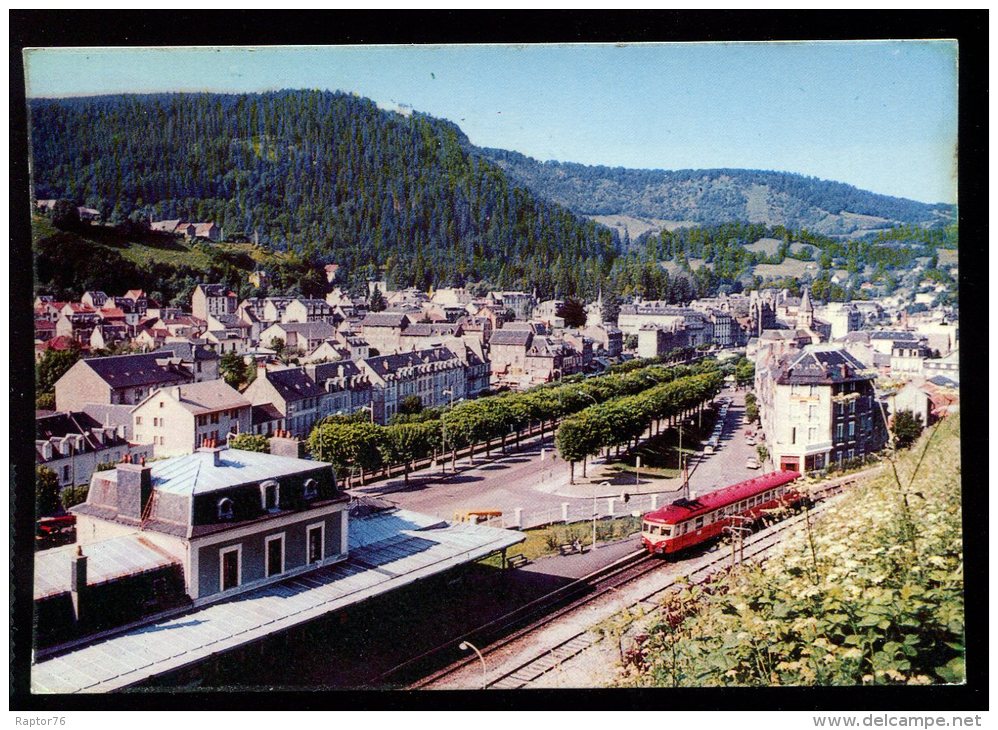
[9,9,987,712]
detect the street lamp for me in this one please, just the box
[594,480,611,550]
[442,387,454,408]
[459,640,487,689]
[359,403,375,424]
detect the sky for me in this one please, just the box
[24,42,958,204]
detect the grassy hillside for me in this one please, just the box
[31,216,295,304]
[618,415,964,687]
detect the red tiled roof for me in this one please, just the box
[37,336,83,353]
[644,471,801,524]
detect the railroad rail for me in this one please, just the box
[466,501,836,690]
[370,548,661,688]
[373,468,875,690]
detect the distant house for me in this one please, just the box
[242,366,327,438]
[359,312,411,355]
[259,321,337,355]
[192,284,238,322]
[360,347,466,423]
[132,380,252,457]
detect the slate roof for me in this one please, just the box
[363,347,460,376]
[139,380,250,415]
[82,353,192,389]
[148,448,330,496]
[361,312,410,328]
[490,329,533,347]
[251,403,284,424]
[870,330,921,341]
[267,321,336,339]
[778,346,873,385]
[153,343,219,362]
[266,367,324,401]
[198,284,234,298]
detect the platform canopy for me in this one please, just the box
[31,508,523,694]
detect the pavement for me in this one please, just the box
[349,387,763,529]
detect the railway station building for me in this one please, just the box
[31,442,524,693]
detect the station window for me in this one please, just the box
[265,534,285,578]
[303,478,319,501]
[219,545,241,592]
[307,523,325,564]
[261,480,280,512]
[217,498,234,521]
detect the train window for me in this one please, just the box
[663,526,673,537]
[694,516,704,529]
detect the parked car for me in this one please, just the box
[745,457,761,469]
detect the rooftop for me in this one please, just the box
[31,508,524,694]
[139,380,250,415]
[80,353,192,389]
[125,447,330,497]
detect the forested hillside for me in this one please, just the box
[480,148,956,237]
[29,91,618,299]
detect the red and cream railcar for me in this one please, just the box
[641,471,802,556]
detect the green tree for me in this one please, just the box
[219,351,249,389]
[381,422,440,484]
[51,199,80,231]
[228,433,270,453]
[734,359,755,387]
[398,395,423,416]
[891,409,924,450]
[60,484,89,510]
[36,466,61,517]
[556,297,587,328]
[369,285,387,312]
[36,346,82,397]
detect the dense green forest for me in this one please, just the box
[30,90,955,305]
[481,148,956,236]
[29,91,618,299]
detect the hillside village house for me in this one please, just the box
[191,284,238,322]
[132,380,252,457]
[359,312,411,355]
[259,321,337,355]
[756,345,886,473]
[282,298,338,325]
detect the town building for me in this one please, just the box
[242,366,328,438]
[359,312,411,355]
[756,345,886,473]
[55,353,196,412]
[36,411,151,490]
[360,347,467,423]
[132,381,252,457]
[191,284,238,322]
[259,321,337,355]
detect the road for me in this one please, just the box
[351,387,764,528]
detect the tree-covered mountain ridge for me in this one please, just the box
[478,147,956,239]
[28,90,617,299]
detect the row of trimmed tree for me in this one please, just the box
[555,371,724,483]
[305,360,719,485]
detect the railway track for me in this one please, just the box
[374,469,876,690]
[469,502,835,690]
[370,548,662,688]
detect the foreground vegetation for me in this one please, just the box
[616,416,964,686]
